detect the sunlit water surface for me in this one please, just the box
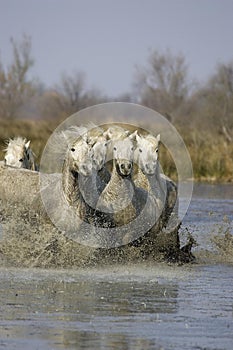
[0,183,232,350]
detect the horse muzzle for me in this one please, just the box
[74,162,92,176]
[117,160,132,177]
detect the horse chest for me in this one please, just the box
[96,168,136,227]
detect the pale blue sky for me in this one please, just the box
[0,0,233,96]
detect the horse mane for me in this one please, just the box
[5,137,28,151]
[84,122,105,145]
[5,136,36,159]
[145,133,160,148]
[64,123,103,144]
[103,125,129,141]
[47,127,84,162]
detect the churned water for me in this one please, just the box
[0,183,233,350]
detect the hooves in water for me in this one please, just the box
[165,235,197,263]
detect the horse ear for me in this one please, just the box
[82,133,88,143]
[25,140,30,149]
[103,130,110,140]
[136,132,141,144]
[129,130,138,141]
[156,134,161,143]
[84,133,92,144]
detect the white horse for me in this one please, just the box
[66,124,110,182]
[96,137,135,221]
[133,131,178,227]
[90,135,111,194]
[62,135,93,210]
[96,135,159,246]
[60,125,110,213]
[39,131,99,246]
[4,137,37,170]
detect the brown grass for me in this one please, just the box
[179,127,233,182]
[0,118,232,182]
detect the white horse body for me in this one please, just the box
[96,137,135,220]
[133,131,178,234]
[96,136,159,246]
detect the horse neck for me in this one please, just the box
[109,160,134,196]
[134,166,150,192]
[23,148,36,170]
[27,150,36,170]
[62,157,81,205]
[78,169,101,207]
[98,166,111,184]
[146,163,166,199]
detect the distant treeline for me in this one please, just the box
[0,36,232,182]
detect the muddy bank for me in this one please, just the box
[0,163,41,208]
[0,164,192,267]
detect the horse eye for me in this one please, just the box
[131,147,134,151]
[19,158,23,162]
[105,143,107,147]
[139,148,142,153]
[71,148,75,152]
[156,148,158,153]
[113,147,116,151]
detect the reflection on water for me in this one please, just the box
[0,278,178,320]
[192,183,233,200]
[0,184,233,350]
[0,267,179,350]
[0,263,233,350]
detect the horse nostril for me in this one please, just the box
[120,164,125,169]
[128,163,132,169]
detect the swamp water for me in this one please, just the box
[0,183,233,350]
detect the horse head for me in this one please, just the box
[134,132,160,175]
[91,135,108,171]
[112,137,134,177]
[4,137,34,169]
[68,137,93,176]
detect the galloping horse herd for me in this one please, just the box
[1,123,194,261]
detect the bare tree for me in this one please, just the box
[54,71,105,117]
[192,61,233,139]
[0,35,35,119]
[133,49,189,119]
[209,62,233,136]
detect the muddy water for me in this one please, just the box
[0,183,233,350]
